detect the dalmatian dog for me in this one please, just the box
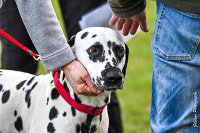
[0,27,128,133]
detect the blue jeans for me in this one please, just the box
[151,0,200,132]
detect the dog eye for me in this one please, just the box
[86,42,103,57]
[89,47,99,55]
[118,47,124,55]
[86,42,105,62]
[112,45,124,62]
[117,47,124,58]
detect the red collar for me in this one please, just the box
[52,69,106,116]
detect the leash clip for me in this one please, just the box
[33,54,41,61]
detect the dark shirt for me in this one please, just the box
[108,0,200,18]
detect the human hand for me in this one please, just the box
[109,10,148,36]
[61,60,101,96]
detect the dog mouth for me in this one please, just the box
[95,67,124,91]
[96,81,124,91]
[103,79,124,91]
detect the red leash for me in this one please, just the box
[0,29,105,116]
[0,29,40,60]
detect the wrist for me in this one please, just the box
[61,60,75,72]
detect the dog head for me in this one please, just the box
[68,27,129,91]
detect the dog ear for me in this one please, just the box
[68,35,76,47]
[122,43,129,77]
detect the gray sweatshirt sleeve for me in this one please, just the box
[15,0,75,71]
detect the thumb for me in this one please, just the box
[84,76,101,94]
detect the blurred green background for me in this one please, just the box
[0,0,156,133]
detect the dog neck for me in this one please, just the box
[57,70,111,107]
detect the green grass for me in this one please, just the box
[118,1,156,132]
[119,1,156,132]
[1,0,156,132]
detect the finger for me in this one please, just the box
[85,76,101,94]
[123,19,132,36]
[109,15,118,26]
[130,20,139,35]
[116,18,125,31]
[139,20,149,32]
[75,84,99,96]
[138,11,149,32]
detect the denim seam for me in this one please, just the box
[153,4,199,61]
[176,9,200,19]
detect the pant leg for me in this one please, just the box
[151,0,200,132]
[0,0,38,74]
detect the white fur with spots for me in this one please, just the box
[0,27,128,133]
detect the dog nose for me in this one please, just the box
[105,71,123,83]
[101,67,124,90]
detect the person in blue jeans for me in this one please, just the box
[109,0,200,132]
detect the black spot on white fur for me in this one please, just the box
[81,32,89,39]
[105,62,112,69]
[80,114,94,133]
[108,41,125,64]
[112,42,125,62]
[76,124,81,133]
[47,97,49,105]
[14,116,23,132]
[62,73,65,81]
[71,107,76,117]
[90,125,97,133]
[108,49,111,55]
[16,80,26,90]
[63,112,67,117]
[63,81,70,93]
[14,110,17,117]
[104,97,109,104]
[107,41,111,49]
[112,58,118,66]
[49,106,59,121]
[92,78,95,83]
[1,90,10,104]
[100,113,102,122]
[51,88,59,100]
[96,76,102,88]
[80,122,90,133]
[0,84,2,92]
[47,122,55,133]
[27,76,35,85]
[25,82,38,108]
[92,34,97,38]
[74,93,81,103]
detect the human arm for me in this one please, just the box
[108,0,148,35]
[15,0,100,95]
